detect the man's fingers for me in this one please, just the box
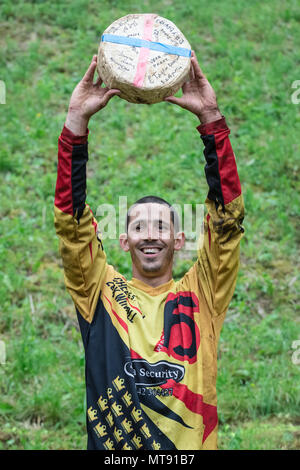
[191,50,205,79]
[82,56,98,83]
[102,88,121,104]
[107,88,121,97]
[95,74,103,86]
[164,95,183,106]
[189,61,195,81]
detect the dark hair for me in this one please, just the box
[126,195,179,232]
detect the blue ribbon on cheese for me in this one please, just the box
[101,34,191,57]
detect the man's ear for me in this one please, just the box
[174,231,185,251]
[119,233,130,252]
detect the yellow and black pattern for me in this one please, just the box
[54,117,244,450]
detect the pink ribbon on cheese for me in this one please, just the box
[133,14,156,88]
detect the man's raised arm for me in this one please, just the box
[54,56,120,323]
[165,51,244,322]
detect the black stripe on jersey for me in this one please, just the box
[76,297,177,450]
[71,143,88,222]
[139,391,192,430]
[201,134,225,211]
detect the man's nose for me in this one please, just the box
[146,223,158,240]
[147,225,153,240]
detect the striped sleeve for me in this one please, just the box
[54,125,107,323]
[196,116,244,318]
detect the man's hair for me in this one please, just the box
[126,195,179,232]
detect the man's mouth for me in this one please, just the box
[140,246,163,257]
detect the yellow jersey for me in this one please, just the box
[54,117,244,450]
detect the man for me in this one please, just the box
[54,51,244,450]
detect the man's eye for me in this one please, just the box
[158,221,167,231]
[135,222,144,232]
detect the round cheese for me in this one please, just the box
[97,14,191,104]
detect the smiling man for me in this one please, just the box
[54,52,244,450]
[120,196,185,286]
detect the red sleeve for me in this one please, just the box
[197,116,241,208]
[54,125,89,218]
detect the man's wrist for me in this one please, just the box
[65,109,89,136]
[196,108,222,125]
[197,115,228,136]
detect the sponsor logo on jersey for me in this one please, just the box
[124,359,185,386]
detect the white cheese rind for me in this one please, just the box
[98,14,191,104]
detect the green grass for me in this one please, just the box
[0,0,299,450]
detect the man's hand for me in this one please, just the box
[65,55,120,135]
[164,51,221,124]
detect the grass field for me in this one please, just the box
[0,0,299,450]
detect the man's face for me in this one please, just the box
[119,203,184,280]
